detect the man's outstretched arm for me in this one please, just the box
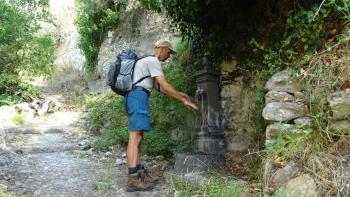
[154,76,198,110]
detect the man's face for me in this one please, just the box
[158,47,172,61]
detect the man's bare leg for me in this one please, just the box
[126,131,154,192]
[136,132,143,166]
[127,131,143,169]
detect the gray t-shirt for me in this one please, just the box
[133,56,164,92]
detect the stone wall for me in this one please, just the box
[260,69,331,196]
[220,60,259,155]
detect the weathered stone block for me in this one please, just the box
[173,153,224,174]
[276,174,317,197]
[293,117,312,127]
[262,102,307,122]
[265,70,302,93]
[268,160,300,190]
[330,120,350,134]
[265,91,295,103]
[193,138,226,154]
[266,123,304,140]
[328,90,350,120]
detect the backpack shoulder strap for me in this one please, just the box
[131,55,155,89]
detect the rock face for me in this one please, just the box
[48,0,85,72]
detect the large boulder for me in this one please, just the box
[265,70,302,93]
[262,102,307,122]
[328,90,350,120]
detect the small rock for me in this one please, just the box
[37,99,51,115]
[15,102,32,112]
[121,152,127,158]
[99,157,107,161]
[155,155,164,161]
[116,158,127,165]
[86,148,95,155]
[105,151,112,157]
[78,139,89,147]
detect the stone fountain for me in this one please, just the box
[174,65,226,173]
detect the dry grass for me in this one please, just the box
[296,38,350,196]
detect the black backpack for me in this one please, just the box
[107,49,151,96]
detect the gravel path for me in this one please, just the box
[0,112,173,197]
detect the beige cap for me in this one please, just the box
[154,39,176,54]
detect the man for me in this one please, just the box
[125,40,198,192]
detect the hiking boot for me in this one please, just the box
[126,173,154,192]
[138,168,159,184]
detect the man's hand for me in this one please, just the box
[183,99,198,110]
[179,92,198,110]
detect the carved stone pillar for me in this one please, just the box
[193,66,226,154]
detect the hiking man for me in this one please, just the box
[125,40,198,192]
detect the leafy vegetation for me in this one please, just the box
[0,0,55,106]
[75,0,126,75]
[11,114,25,125]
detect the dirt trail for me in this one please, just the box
[0,111,173,197]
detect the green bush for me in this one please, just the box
[0,0,54,106]
[75,0,126,75]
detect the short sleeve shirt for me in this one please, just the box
[133,56,164,92]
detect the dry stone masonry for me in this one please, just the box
[262,69,316,196]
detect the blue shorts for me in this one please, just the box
[124,88,150,131]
